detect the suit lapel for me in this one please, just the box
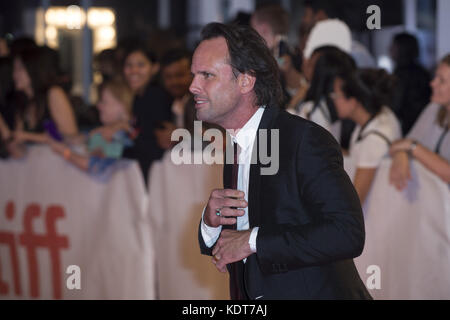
[223,134,233,189]
[248,107,279,228]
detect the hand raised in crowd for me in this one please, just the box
[204,189,247,228]
[154,121,177,150]
[90,121,129,141]
[390,138,415,155]
[11,130,29,144]
[212,229,253,273]
[47,135,67,156]
[6,133,26,159]
[389,147,411,191]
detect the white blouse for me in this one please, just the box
[408,103,450,162]
[350,107,402,169]
[293,100,342,143]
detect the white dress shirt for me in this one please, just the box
[201,107,265,258]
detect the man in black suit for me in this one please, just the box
[191,23,371,300]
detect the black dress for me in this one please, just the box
[124,84,173,185]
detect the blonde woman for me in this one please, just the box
[389,54,450,188]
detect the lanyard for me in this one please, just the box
[435,126,449,155]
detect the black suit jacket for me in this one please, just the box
[199,106,372,300]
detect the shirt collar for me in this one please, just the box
[228,107,265,151]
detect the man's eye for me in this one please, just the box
[204,73,213,79]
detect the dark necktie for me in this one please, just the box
[228,141,245,300]
[230,142,238,229]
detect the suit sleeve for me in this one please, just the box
[256,123,366,274]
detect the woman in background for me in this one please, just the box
[389,54,450,187]
[331,68,401,204]
[294,46,356,143]
[93,42,172,184]
[8,47,77,157]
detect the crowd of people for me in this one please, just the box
[0,1,449,201]
[0,34,196,185]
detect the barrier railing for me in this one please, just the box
[0,146,154,299]
[346,158,450,299]
[1,147,449,299]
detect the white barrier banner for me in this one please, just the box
[345,157,450,299]
[0,146,155,299]
[148,150,229,299]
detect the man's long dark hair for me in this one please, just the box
[200,22,284,108]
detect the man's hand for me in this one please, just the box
[212,229,253,273]
[204,189,247,228]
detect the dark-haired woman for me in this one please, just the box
[331,68,401,204]
[93,43,173,184]
[294,46,356,142]
[124,44,173,183]
[9,47,77,156]
[389,54,450,188]
[390,32,431,135]
[0,56,13,142]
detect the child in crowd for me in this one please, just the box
[49,79,134,176]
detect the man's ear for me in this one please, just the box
[237,73,256,94]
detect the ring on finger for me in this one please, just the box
[216,207,222,216]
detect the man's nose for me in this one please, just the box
[189,76,201,95]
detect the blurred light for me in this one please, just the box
[66,5,86,30]
[97,26,116,41]
[43,6,116,52]
[45,7,114,29]
[88,8,115,28]
[45,26,59,48]
[377,55,393,73]
[94,26,116,53]
[45,8,67,27]
[45,26,57,40]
